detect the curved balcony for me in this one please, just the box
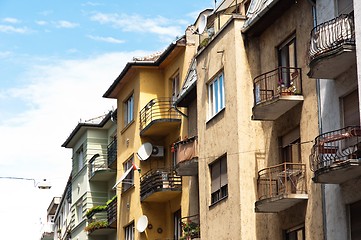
[139,98,181,137]
[310,126,361,184]
[174,136,198,176]
[252,67,303,120]
[255,163,307,213]
[140,168,182,202]
[88,154,116,182]
[180,214,200,240]
[308,13,355,79]
[85,209,115,236]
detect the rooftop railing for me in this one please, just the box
[309,13,355,61]
[139,98,181,132]
[257,163,307,201]
[253,67,302,105]
[310,126,361,172]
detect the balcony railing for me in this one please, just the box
[139,98,181,136]
[107,138,117,169]
[107,196,117,227]
[309,13,355,61]
[174,137,199,176]
[253,67,302,106]
[310,126,361,183]
[140,168,182,202]
[255,162,307,212]
[180,214,200,240]
[89,154,115,181]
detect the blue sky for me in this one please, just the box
[0,1,213,239]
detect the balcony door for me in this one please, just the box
[337,0,353,15]
[278,37,297,88]
[280,127,301,164]
[342,89,360,127]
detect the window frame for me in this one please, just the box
[122,156,134,192]
[207,71,225,120]
[77,147,84,173]
[124,93,134,127]
[124,222,135,240]
[210,154,228,206]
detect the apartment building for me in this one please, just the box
[103,31,198,239]
[40,197,60,240]
[56,111,117,240]
[308,0,361,239]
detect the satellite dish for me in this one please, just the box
[198,14,207,34]
[137,142,153,161]
[136,215,148,233]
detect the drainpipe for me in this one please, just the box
[309,1,328,240]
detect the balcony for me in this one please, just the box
[140,169,182,202]
[308,13,355,79]
[252,67,303,120]
[85,208,115,236]
[180,214,200,240]
[107,138,117,170]
[107,196,117,228]
[255,163,308,213]
[88,154,116,182]
[174,136,198,176]
[310,126,361,184]
[139,98,181,137]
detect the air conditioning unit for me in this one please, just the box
[151,146,164,157]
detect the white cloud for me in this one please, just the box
[55,20,79,28]
[87,35,125,44]
[0,24,29,33]
[90,12,183,38]
[0,51,12,58]
[2,17,21,24]
[82,1,102,6]
[35,20,48,26]
[0,50,150,240]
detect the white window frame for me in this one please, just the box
[208,71,225,119]
[172,73,180,102]
[77,147,84,172]
[76,202,83,223]
[124,94,134,126]
[125,222,135,240]
[122,157,134,192]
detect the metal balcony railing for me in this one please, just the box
[174,136,198,164]
[310,126,361,172]
[257,163,307,201]
[140,168,182,201]
[89,154,108,178]
[107,196,117,226]
[253,67,302,105]
[309,13,355,61]
[107,138,117,167]
[139,98,181,132]
[180,214,200,240]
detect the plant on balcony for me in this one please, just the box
[277,82,296,95]
[84,220,109,233]
[180,220,200,240]
[106,195,117,206]
[85,205,107,218]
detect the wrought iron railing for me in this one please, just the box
[107,196,117,226]
[89,154,108,178]
[310,126,361,172]
[140,168,182,200]
[107,138,117,168]
[139,98,181,131]
[257,163,307,201]
[309,13,355,61]
[180,214,200,240]
[174,136,198,164]
[253,67,302,105]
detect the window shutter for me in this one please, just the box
[220,157,228,187]
[211,161,220,193]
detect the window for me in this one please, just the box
[122,157,134,192]
[172,73,180,102]
[210,155,228,205]
[342,89,360,127]
[350,200,361,240]
[278,37,297,88]
[285,225,305,240]
[76,202,83,223]
[124,94,134,126]
[208,72,225,118]
[173,209,181,240]
[280,127,301,163]
[337,0,353,15]
[125,222,135,240]
[77,147,84,172]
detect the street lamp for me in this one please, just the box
[0,177,52,189]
